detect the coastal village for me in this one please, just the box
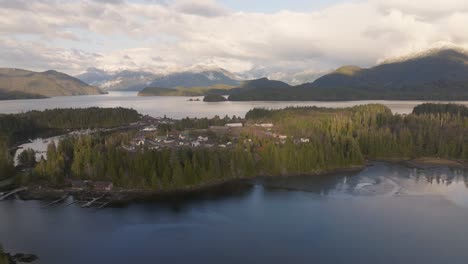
[9,113,315,199]
[121,116,312,152]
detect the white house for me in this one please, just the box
[225,123,243,128]
[279,135,288,140]
[198,136,209,142]
[255,123,274,128]
[142,126,157,132]
[300,138,310,143]
[191,141,201,147]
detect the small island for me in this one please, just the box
[0,246,38,264]
[2,103,468,206]
[203,94,227,102]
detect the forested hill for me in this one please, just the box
[0,68,105,100]
[229,48,468,101]
[0,107,140,145]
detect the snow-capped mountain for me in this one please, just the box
[76,66,243,91]
[76,68,160,91]
[148,66,242,89]
[76,65,327,91]
[238,66,327,85]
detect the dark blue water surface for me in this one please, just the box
[2,162,468,264]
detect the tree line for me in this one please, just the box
[7,104,468,190]
[0,107,140,180]
[0,107,140,145]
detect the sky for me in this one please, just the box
[1,0,468,80]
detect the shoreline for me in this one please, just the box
[11,158,468,205]
[402,157,468,169]
[18,165,366,205]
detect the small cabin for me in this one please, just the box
[142,126,157,132]
[209,126,228,131]
[179,131,190,140]
[198,136,209,142]
[71,180,87,191]
[93,181,113,192]
[225,123,243,128]
[255,123,274,128]
[155,136,166,142]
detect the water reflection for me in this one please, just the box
[2,162,468,264]
[259,163,468,207]
[134,163,468,211]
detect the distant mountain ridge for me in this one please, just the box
[229,48,468,101]
[77,67,242,91]
[312,49,468,89]
[148,67,241,89]
[76,68,159,91]
[0,68,105,100]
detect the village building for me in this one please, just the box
[255,123,274,128]
[225,123,243,128]
[155,135,166,142]
[178,131,190,140]
[122,145,136,152]
[142,126,157,132]
[209,126,229,131]
[93,181,113,192]
[71,180,88,191]
[198,136,209,142]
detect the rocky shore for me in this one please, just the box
[1,251,38,264]
[6,158,467,206]
[15,165,366,206]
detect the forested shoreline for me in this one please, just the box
[1,103,468,193]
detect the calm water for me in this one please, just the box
[2,92,468,118]
[2,163,468,264]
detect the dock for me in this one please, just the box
[81,194,106,208]
[0,187,28,201]
[42,194,69,208]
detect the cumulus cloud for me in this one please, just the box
[1,0,468,79]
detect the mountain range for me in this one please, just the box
[2,48,468,101]
[228,48,468,101]
[77,66,241,92]
[75,68,159,91]
[0,68,104,100]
